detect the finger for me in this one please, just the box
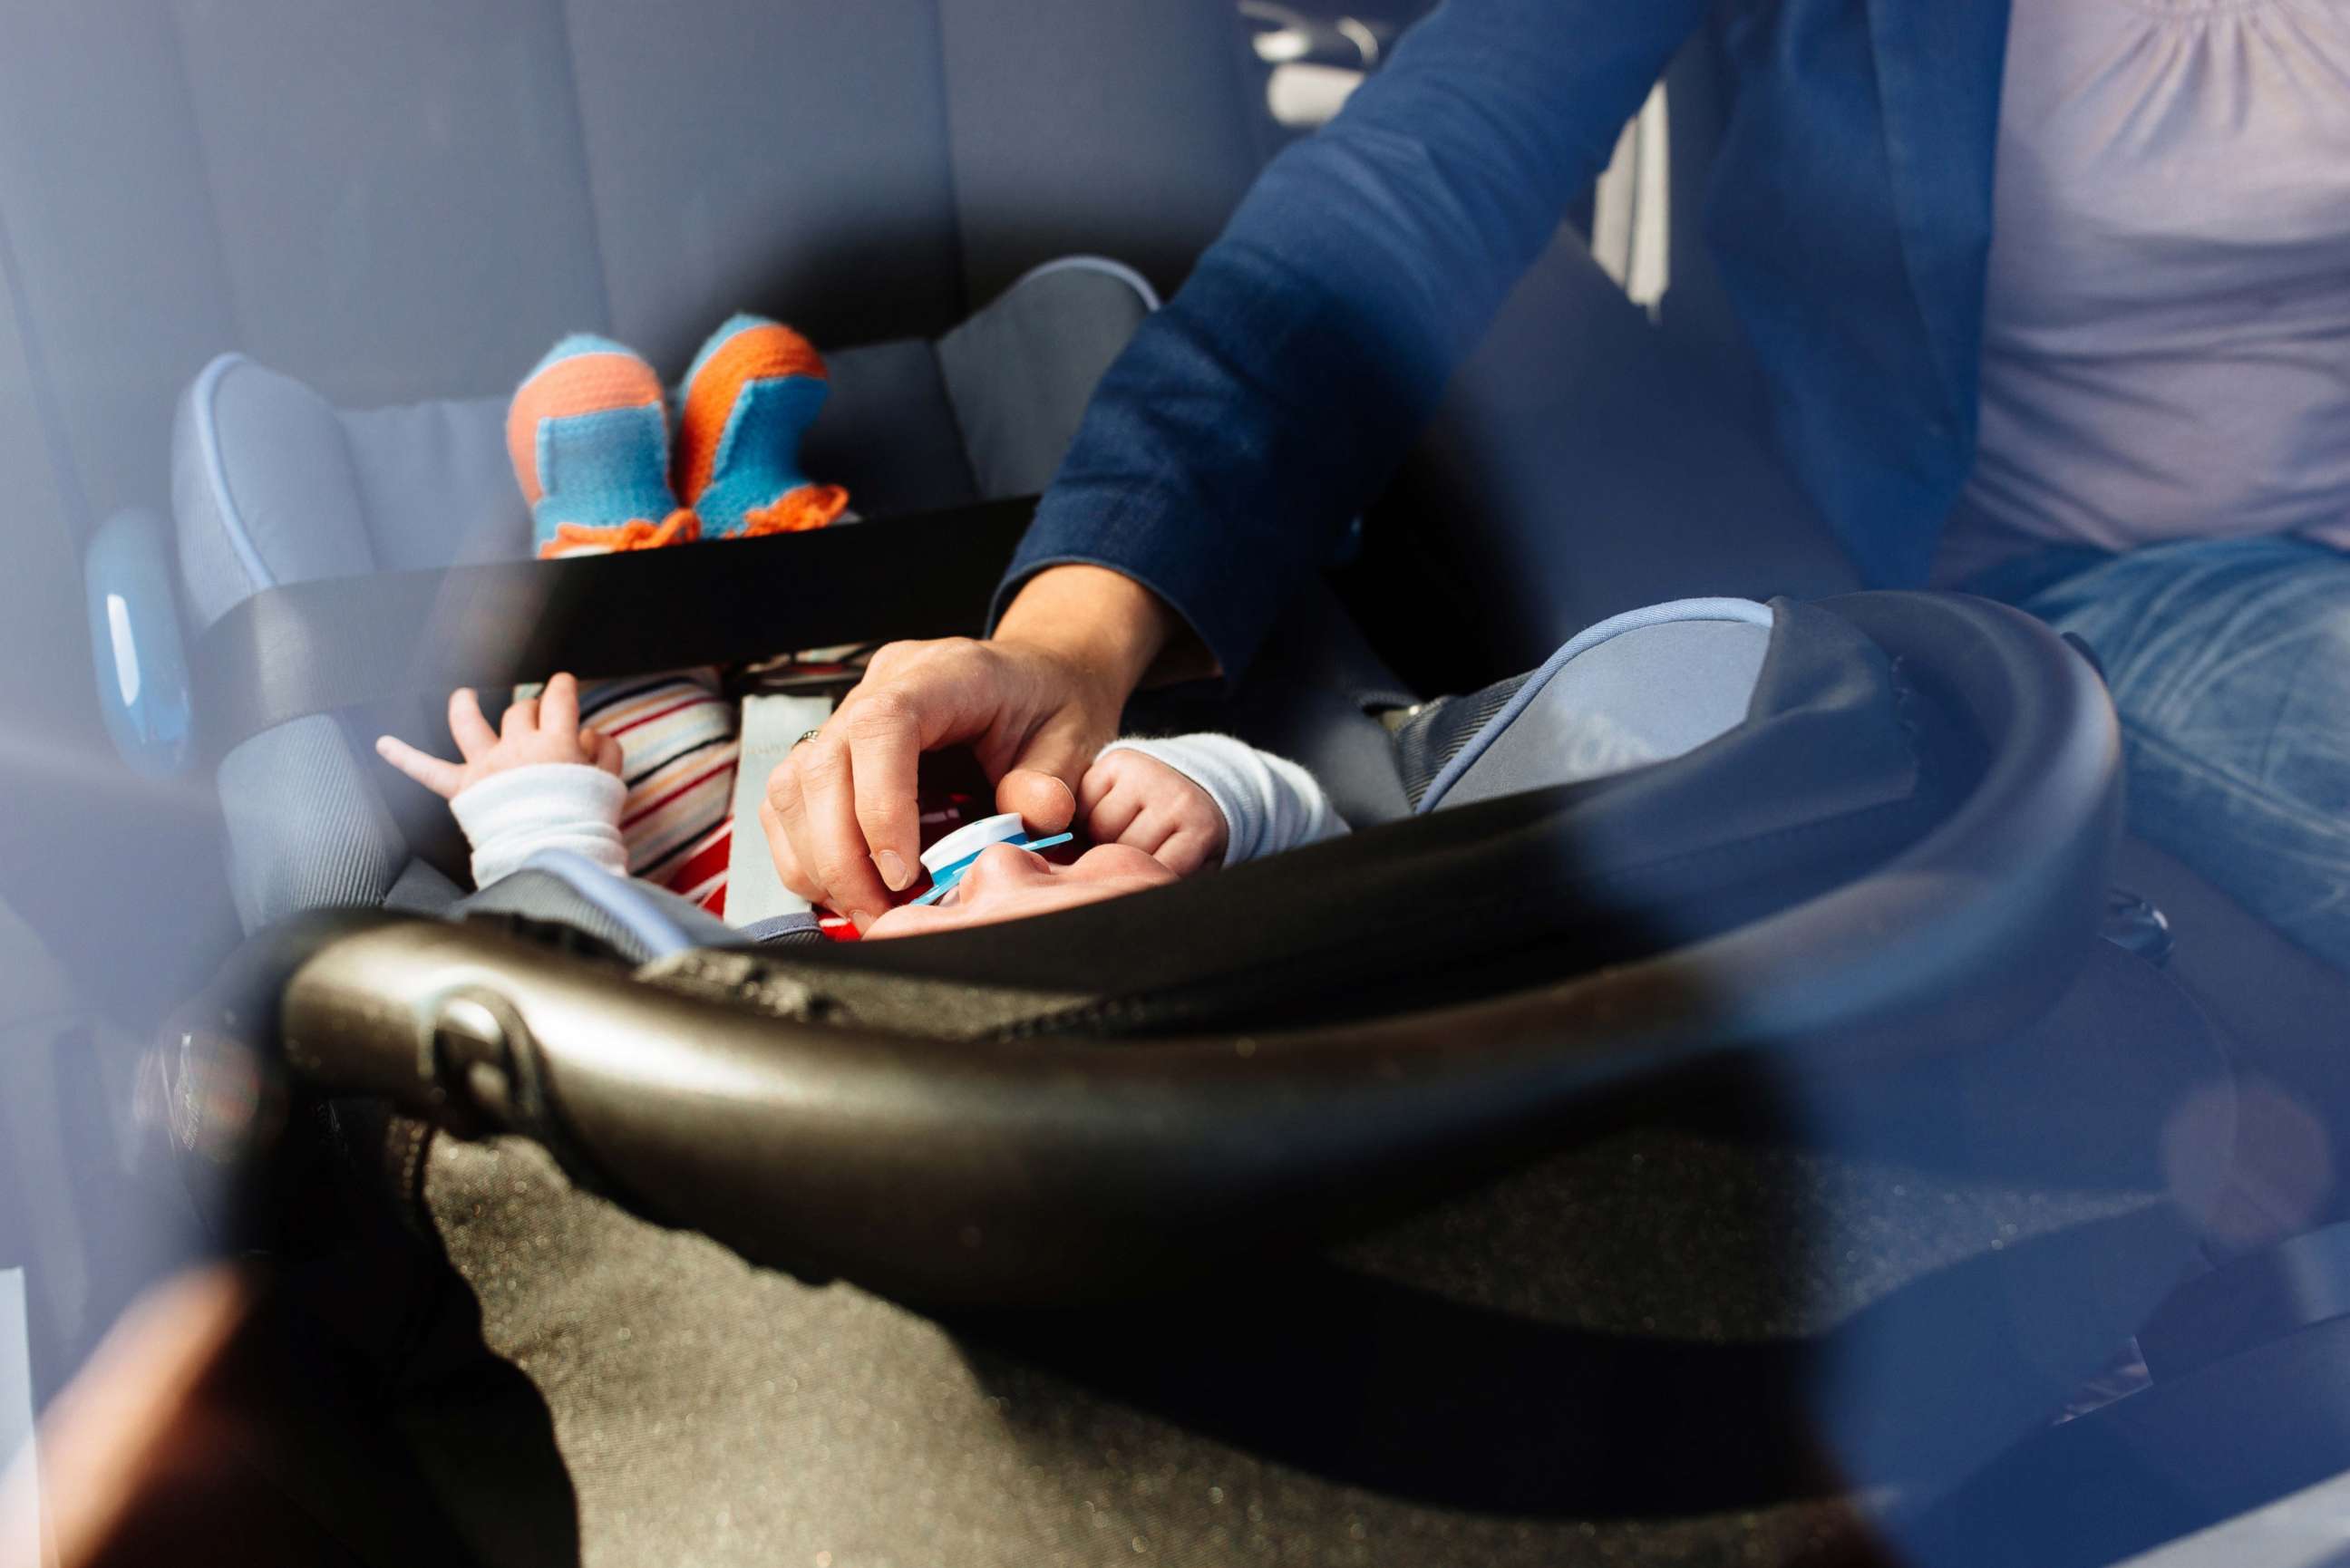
[761,763,824,903]
[374,735,465,799]
[1132,808,1184,860]
[1076,758,1118,817]
[996,769,1079,836]
[500,694,540,740]
[759,796,821,905]
[787,737,893,930]
[1083,784,1146,847]
[840,694,923,892]
[448,688,499,760]
[588,729,625,777]
[1154,826,1219,876]
[539,673,580,739]
[1123,811,1177,859]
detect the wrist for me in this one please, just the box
[995,565,1212,699]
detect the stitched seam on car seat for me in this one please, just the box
[1005,255,1163,312]
[547,0,618,337]
[192,353,275,592]
[928,337,987,499]
[932,0,973,323]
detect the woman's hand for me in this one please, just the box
[762,566,1207,930]
[375,673,623,799]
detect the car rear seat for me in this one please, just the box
[0,7,2252,1566]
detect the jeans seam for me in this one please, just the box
[2122,718,2350,847]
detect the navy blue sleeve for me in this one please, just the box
[995,0,1711,682]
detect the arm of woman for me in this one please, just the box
[768,0,1707,928]
[1002,0,1711,677]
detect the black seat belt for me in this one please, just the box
[190,497,1036,759]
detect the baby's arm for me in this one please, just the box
[375,673,631,888]
[1083,734,1347,873]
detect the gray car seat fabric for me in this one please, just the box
[171,262,1153,930]
[1419,597,1774,812]
[458,854,738,961]
[0,0,1264,537]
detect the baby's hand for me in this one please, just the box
[1076,747,1228,876]
[375,673,623,800]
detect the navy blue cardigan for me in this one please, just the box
[1000,0,2012,682]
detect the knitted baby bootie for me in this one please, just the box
[508,334,700,559]
[673,315,850,537]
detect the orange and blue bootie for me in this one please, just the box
[673,315,851,537]
[507,334,700,559]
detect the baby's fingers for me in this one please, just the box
[500,693,541,740]
[539,673,581,739]
[1083,782,1146,847]
[586,727,625,778]
[448,688,499,759]
[375,735,465,799]
[1153,825,1222,877]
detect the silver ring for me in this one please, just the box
[795,729,824,747]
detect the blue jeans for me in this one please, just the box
[1976,536,2350,974]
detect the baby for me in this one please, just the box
[375,313,1343,936]
[376,673,1344,938]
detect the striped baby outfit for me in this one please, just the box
[578,670,740,915]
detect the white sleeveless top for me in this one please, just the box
[1947,0,2350,575]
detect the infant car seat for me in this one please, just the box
[89,256,1160,930]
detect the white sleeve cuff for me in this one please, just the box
[450,763,629,889]
[1099,734,1348,866]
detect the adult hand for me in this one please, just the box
[762,565,1208,930]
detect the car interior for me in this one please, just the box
[6,4,2350,1565]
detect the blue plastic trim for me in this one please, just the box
[190,353,276,591]
[908,832,1077,906]
[517,848,701,958]
[1415,597,1776,814]
[84,508,194,776]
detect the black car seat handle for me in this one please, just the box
[230,594,2118,1306]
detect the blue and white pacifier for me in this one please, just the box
[907,812,1075,906]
